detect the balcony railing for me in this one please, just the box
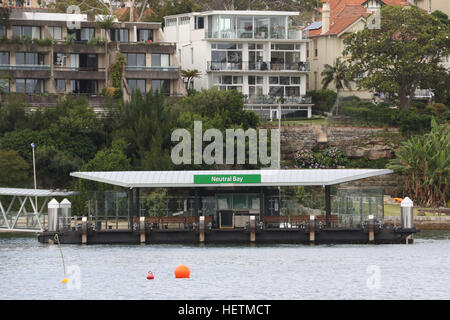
[125,66,180,71]
[0,64,50,70]
[206,29,306,41]
[207,61,309,72]
[414,89,434,99]
[244,95,312,105]
[53,66,106,72]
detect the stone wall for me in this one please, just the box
[281,125,401,161]
[280,124,404,195]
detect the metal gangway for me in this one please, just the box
[0,188,79,232]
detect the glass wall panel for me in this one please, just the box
[237,16,253,39]
[270,16,286,39]
[254,17,269,39]
[219,16,236,39]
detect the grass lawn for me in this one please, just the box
[384,204,438,217]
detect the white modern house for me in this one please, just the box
[164,11,313,119]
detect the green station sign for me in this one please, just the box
[194,174,261,184]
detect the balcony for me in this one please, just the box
[207,61,309,72]
[0,64,51,78]
[53,66,106,80]
[0,64,50,70]
[124,65,180,80]
[0,93,106,107]
[244,95,313,105]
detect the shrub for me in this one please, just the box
[308,89,337,114]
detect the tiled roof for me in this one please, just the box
[307,0,409,37]
[114,7,155,22]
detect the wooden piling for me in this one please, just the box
[309,215,315,244]
[199,216,205,243]
[368,215,374,244]
[249,215,256,243]
[81,216,87,245]
[140,216,146,244]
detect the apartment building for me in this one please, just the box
[163,11,313,119]
[0,8,185,107]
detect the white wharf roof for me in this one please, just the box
[70,169,393,188]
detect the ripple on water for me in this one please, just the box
[0,232,449,299]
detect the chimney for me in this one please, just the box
[321,3,330,35]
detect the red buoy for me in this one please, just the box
[146,271,154,280]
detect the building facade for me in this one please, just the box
[409,0,450,16]
[164,11,313,119]
[0,8,185,107]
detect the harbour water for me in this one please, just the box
[1,230,449,300]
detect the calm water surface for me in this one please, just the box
[0,230,449,300]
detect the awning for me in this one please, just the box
[70,169,393,188]
[0,188,80,197]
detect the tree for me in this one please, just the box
[344,5,450,109]
[180,69,201,91]
[0,149,30,187]
[321,58,352,115]
[35,145,83,188]
[388,118,449,207]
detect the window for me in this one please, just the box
[270,43,301,70]
[54,53,66,66]
[270,16,286,39]
[151,79,170,95]
[15,79,44,94]
[248,75,263,96]
[0,52,9,65]
[109,29,129,42]
[137,29,153,42]
[237,16,252,39]
[69,54,98,70]
[12,26,41,39]
[70,80,98,94]
[191,48,194,64]
[0,26,6,38]
[16,52,44,65]
[127,79,146,93]
[68,28,95,41]
[151,54,169,67]
[55,79,66,92]
[195,16,204,29]
[212,75,242,92]
[81,28,95,41]
[125,53,146,67]
[210,43,242,70]
[269,76,301,97]
[217,194,260,210]
[48,26,62,40]
[248,43,264,70]
[254,17,269,39]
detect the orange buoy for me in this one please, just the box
[174,265,190,278]
[146,271,154,280]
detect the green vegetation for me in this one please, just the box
[388,119,449,207]
[344,5,450,109]
[339,97,449,135]
[294,147,348,169]
[0,89,258,201]
[308,89,337,115]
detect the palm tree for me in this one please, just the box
[321,58,352,115]
[96,14,116,88]
[180,69,201,91]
